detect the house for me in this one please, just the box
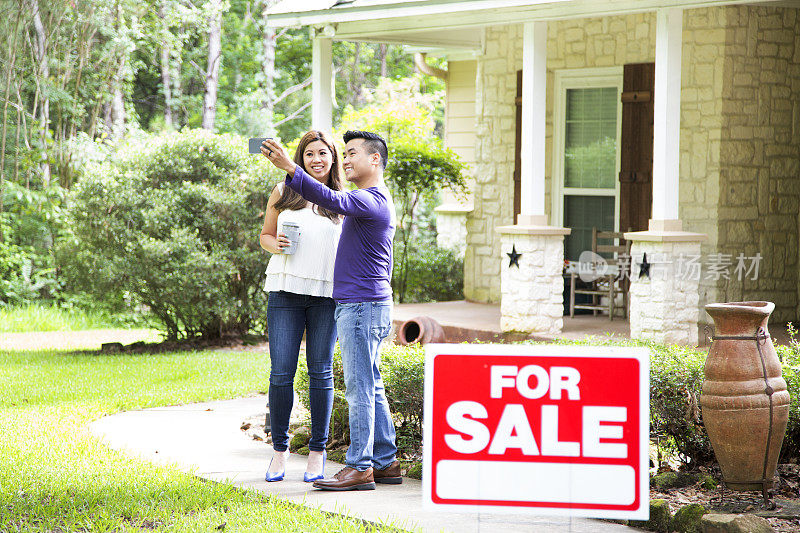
[267,0,800,345]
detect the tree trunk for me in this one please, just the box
[28,0,51,187]
[379,43,388,77]
[160,43,173,128]
[173,48,184,125]
[158,3,173,128]
[111,60,126,138]
[0,5,23,241]
[348,42,361,108]
[201,0,223,131]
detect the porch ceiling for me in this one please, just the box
[268,0,800,45]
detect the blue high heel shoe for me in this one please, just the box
[303,451,326,483]
[265,456,285,482]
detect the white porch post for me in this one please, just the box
[497,21,569,337]
[651,7,682,231]
[625,7,707,346]
[311,33,333,133]
[518,21,547,226]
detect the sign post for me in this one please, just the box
[423,344,649,520]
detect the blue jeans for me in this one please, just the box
[267,291,336,453]
[335,300,397,471]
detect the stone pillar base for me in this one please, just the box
[434,203,472,256]
[496,224,571,335]
[624,226,707,345]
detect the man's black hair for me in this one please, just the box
[343,130,388,170]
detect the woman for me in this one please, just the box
[259,131,342,482]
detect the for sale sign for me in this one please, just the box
[422,344,649,520]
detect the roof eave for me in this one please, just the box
[266,0,793,29]
[265,0,570,28]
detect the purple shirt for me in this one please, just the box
[285,166,395,303]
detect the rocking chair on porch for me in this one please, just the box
[568,228,631,320]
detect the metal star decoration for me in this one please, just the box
[507,245,522,268]
[638,252,651,279]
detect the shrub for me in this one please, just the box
[0,215,37,306]
[294,335,800,469]
[648,343,714,467]
[296,351,349,448]
[393,245,464,303]
[296,343,426,458]
[61,129,281,339]
[0,184,65,306]
[778,342,800,462]
[381,344,426,454]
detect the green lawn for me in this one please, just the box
[0,303,145,333]
[0,348,393,532]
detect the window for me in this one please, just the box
[553,69,622,261]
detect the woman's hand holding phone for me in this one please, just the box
[261,139,297,175]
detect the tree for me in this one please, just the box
[386,142,466,302]
[334,77,465,302]
[201,0,224,130]
[26,0,51,184]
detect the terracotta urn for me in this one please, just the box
[700,301,790,491]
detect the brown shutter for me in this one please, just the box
[619,63,655,232]
[513,70,522,221]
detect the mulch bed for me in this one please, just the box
[651,464,800,532]
[79,334,268,355]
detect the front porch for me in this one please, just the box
[393,300,630,343]
[393,300,794,348]
[268,1,800,346]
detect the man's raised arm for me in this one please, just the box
[286,166,378,218]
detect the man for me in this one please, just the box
[262,131,401,491]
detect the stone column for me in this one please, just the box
[497,225,570,335]
[434,204,472,256]
[625,229,706,345]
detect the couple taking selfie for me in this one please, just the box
[258,130,400,491]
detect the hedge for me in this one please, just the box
[293,336,800,467]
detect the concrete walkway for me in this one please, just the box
[89,395,638,533]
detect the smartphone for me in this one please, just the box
[248,137,271,154]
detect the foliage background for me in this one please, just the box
[0,0,463,334]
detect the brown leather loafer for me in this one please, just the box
[313,467,376,491]
[373,460,403,484]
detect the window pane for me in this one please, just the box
[563,195,615,262]
[564,87,617,189]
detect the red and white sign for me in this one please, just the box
[423,344,649,520]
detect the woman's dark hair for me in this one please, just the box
[273,130,342,222]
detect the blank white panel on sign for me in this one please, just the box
[435,460,635,505]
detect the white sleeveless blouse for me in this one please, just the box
[263,185,342,298]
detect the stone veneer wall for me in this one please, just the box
[436,211,469,253]
[467,9,730,305]
[466,23,522,303]
[715,6,800,323]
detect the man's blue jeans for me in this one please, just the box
[335,300,397,471]
[267,291,336,453]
